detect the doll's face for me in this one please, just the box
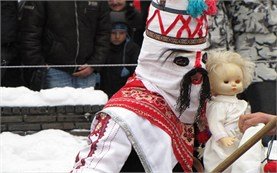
[209,63,244,96]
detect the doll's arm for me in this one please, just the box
[218,136,238,147]
[207,102,229,141]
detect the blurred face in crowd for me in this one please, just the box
[108,0,126,11]
[111,30,127,45]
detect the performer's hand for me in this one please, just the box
[239,112,276,135]
[72,65,94,78]
[218,137,237,147]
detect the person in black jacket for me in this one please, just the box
[1,1,25,87]
[108,0,144,46]
[132,0,151,27]
[100,14,140,98]
[18,1,110,90]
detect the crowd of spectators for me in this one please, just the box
[1,0,150,95]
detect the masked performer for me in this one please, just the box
[72,0,217,172]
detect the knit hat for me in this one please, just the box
[110,11,130,33]
[112,23,128,32]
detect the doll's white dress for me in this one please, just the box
[203,95,264,173]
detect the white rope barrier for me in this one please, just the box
[0,60,277,69]
[0,64,138,69]
[0,60,276,69]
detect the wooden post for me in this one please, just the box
[211,117,277,173]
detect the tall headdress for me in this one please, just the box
[144,0,217,50]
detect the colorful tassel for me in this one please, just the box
[187,0,207,18]
[205,0,218,15]
[264,160,277,173]
[196,129,211,144]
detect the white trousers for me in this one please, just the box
[71,107,178,173]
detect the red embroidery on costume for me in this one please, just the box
[195,102,211,144]
[192,15,206,38]
[104,76,199,172]
[195,51,202,68]
[146,9,207,39]
[177,16,192,38]
[75,113,111,169]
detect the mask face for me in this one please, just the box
[209,63,244,96]
[166,51,209,114]
[158,50,208,92]
[171,51,207,75]
[135,39,210,123]
[138,49,210,116]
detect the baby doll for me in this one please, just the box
[203,51,265,173]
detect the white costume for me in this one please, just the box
[72,0,217,172]
[203,95,264,173]
[72,107,178,173]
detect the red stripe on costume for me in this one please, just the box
[177,16,191,38]
[191,17,203,38]
[204,14,209,36]
[147,10,204,38]
[94,124,120,168]
[146,9,159,28]
[104,76,195,172]
[75,114,111,170]
[162,14,184,37]
[195,51,202,68]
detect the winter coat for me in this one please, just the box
[19,1,111,74]
[131,0,151,26]
[100,39,140,98]
[1,1,18,46]
[1,1,19,79]
[121,3,145,46]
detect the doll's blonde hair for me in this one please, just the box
[206,51,255,89]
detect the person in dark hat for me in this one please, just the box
[100,18,140,98]
[108,0,144,46]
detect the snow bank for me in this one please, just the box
[1,129,88,173]
[0,86,108,107]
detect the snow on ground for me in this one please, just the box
[0,86,108,173]
[1,129,88,173]
[0,86,108,107]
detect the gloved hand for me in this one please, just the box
[24,68,47,91]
